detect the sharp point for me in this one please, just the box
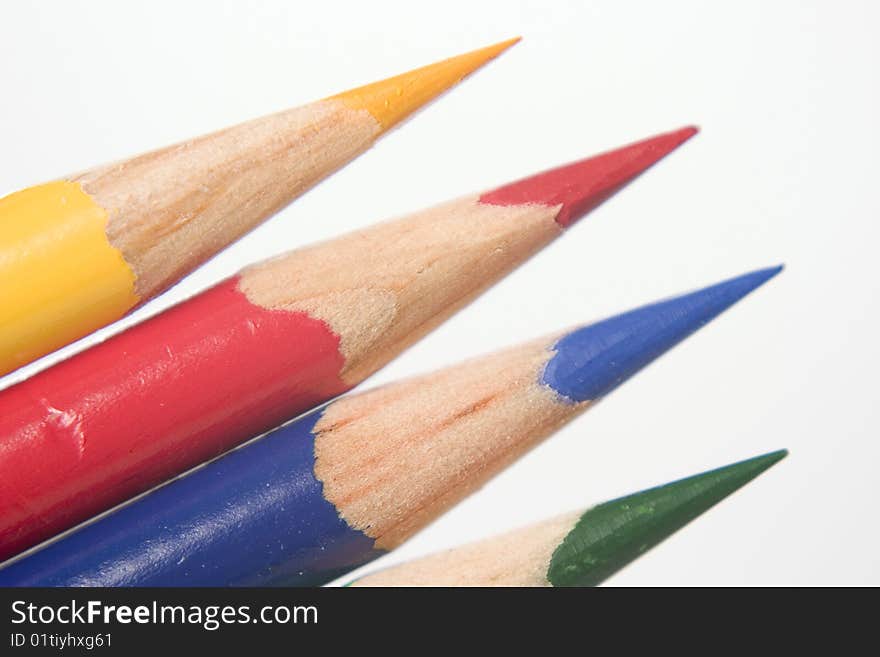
[329,37,520,131]
[546,449,788,586]
[541,266,782,402]
[479,125,699,227]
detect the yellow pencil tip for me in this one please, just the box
[330,37,520,130]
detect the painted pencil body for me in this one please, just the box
[351,450,788,586]
[0,127,697,561]
[0,39,517,376]
[0,267,781,586]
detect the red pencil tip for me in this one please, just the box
[479,126,699,227]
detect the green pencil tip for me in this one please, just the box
[546,449,788,587]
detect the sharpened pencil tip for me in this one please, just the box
[330,38,519,130]
[541,266,782,402]
[547,449,788,586]
[479,125,699,226]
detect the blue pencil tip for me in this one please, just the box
[541,266,782,402]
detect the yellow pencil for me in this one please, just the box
[0,38,517,376]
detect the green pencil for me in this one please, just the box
[349,450,787,586]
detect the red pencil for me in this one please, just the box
[0,127,696,561]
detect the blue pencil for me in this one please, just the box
[0,267,781,587]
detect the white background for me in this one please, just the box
[1,1,877,586]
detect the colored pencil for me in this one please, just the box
[0,126,696,562]
[350,450,788,586]
[0,38,517,377]
[0,267,780,586]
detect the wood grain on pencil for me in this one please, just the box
[315,269,781,552]
[351,451,788,586]
[0,126,696,562]
[0,38,517,376]
[0,267,779,586]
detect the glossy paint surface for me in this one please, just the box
[0,412,380,586]
[0,181,138,375]
[0,268,781,586]
[0,277,347,561]
[0,124,698,562]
